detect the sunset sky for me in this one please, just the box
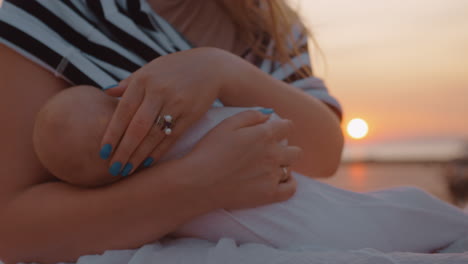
[291,0,468,144]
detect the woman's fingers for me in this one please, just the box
[243,118,293,144]
[99,82,143,163]
[266,119,294,142]
[146,110,272,165]
[218,110,272,131]
[143,110,270,168]
[123,121,166,173]
[108,97,164,176]
[123,103,184,175]
[278,145,303,166]
[146,113,189,164]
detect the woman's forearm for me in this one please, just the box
[0,158,212,264]
[218,53,343,177]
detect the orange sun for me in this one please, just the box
[347,118,369,139]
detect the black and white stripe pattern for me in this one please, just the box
[0,0,341,117]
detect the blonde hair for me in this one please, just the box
[217,0,317,77]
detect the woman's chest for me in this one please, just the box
[146,0,247,56]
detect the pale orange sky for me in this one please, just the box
[290,0,468,143]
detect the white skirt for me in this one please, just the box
[175,172,468,253]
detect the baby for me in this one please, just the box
[33,86,468,253]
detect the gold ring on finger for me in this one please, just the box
[280,166,289,183]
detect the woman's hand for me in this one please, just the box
[182,110,303,210]
[100,48,230,177]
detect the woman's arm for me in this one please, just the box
[218,50,344,178]
[0,161,212,264]
[0,45,213,263]
[0,45,299,263]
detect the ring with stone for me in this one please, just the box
[156,114,175,135]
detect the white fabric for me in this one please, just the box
[70,237,468,264]
[158,107,468,253]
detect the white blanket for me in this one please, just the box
[71,236,468,264]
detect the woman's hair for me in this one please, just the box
[217,0,317,77]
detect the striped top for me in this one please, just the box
[0,0,342,117]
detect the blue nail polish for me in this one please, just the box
[100,144,112,160]
[109,162,122,176]
[259,108,274,114]
[143,157,154,167]
[103,84,118,90]
[121,163,133,177]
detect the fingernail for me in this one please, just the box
[143,157,154,167]
[103,84,119,90]
[258,108,274,115]
[100,144,112,160]
[121,163,133,177]
[109,162,122,176]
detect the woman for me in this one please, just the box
[0,0,343,262]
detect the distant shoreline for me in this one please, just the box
[341,159,467,165]
[342,140,468,165]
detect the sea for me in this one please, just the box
[324,138,468,203]
[321,162,453,203]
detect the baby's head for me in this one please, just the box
[33,86,119,187]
